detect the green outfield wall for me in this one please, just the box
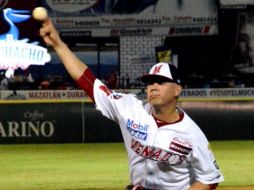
[0,100,253,144]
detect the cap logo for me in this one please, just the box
[152,65,163,74]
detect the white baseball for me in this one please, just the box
[5,69,14,79]
[32,7,48,21]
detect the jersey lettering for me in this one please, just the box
[99,85,112,96]
[99,85,123,99]
[131,139,186,165]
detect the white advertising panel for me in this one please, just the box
[41,0,218,37]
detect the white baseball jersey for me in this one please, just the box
[93,79,224,190]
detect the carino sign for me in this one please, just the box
[0,102,83,144]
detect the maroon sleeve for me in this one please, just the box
[76,68,96,101]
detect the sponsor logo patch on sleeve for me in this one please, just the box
[169,137,192,155]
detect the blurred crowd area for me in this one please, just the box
[0,69,250,91]
[0,71,77,91]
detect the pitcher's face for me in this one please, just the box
[146,81,181,107]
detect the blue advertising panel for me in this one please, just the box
[0,0,50,78]
[0,0,41,42]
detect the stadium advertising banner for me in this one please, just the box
[220,0,254,7]
[0,102,83,144]
[41,0,218,37]
[0,0,50,78]
[0,90,89,100]
[0,89,254,101]
[0,0,40,41]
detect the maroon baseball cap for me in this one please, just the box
[140,62,181,85]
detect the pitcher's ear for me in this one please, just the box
[175,84,182,97]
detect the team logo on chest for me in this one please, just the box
[126,119,149,140]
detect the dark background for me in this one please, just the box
[1,1,254,88]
